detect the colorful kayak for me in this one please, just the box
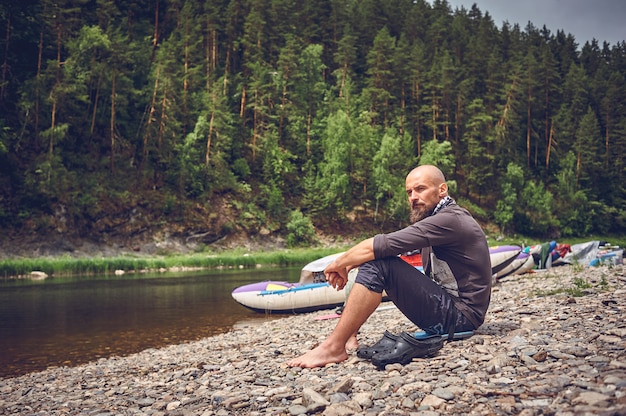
[231,252,346,313]
[231,279,346,313]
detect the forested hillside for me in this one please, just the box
[0,0,624,251]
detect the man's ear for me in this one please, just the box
[439,183,448,197]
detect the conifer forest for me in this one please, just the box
[0,0,625,246]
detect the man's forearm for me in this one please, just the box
[334,237,376,271]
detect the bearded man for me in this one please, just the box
[287,165,492,369]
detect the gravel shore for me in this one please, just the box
[1,264,625,415]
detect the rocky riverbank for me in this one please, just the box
[1,264,625,415]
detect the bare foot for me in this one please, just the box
[345,334,358,352]
[287,342,348,368]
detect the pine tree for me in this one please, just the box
[522,47,541,168]
[372,129,408,222]
[463,98,494,203]
[573,107,602,192]
[407,39,427,156]
[315,110,352,219]
[364,27,396,127]
[538,42,561,175]
[294,44,327,157]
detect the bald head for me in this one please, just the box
[407,165,447,190]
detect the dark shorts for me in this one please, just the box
[355,257,475,335]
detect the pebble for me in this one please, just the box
[1,264,625,415]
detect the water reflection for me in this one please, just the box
[0,267,299,378]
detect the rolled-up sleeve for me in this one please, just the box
[372,234,388,259]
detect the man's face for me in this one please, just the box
[406,169,445,223]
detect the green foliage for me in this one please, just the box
[587,201,617,236]
[514,180,558,236]
[554,152,592,236]
[573,107,603,190]
[373,131,402,204]
[232,200,270,231]
[494,163,524,233]
[373,130,417,223]
[315,110,353,218]
[0,0,624,242]
[232,158,251,180]
[180,115,212,197]
[286,210,318,248]
[457,197,489,223]
[418,140,454,177]
[259,182,287,226]
[364,27,397,125]
[0,119,9,155]
[464,98,496,202]
[418,139,456,194]
[260,130,295,189]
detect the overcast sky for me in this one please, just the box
[437,0,626,47]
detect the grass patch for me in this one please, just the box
[0,247,346,278]
[531,270,610,298]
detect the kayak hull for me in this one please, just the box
[231,281,345,313]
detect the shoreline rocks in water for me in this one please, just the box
[1,264,625,415]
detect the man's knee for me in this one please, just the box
[354,260,386,293]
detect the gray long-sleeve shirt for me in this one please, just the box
[373,202,492,328]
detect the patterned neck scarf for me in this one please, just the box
[431,195,454,216]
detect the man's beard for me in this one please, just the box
[410,204,433,223]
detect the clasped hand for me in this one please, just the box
[324,263,349,290]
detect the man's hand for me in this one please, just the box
[323,239,374,290]
[325,270,348,290]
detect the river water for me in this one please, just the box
[0,267,301,378]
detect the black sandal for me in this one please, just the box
[371,331,444,369]
[356,330,398,359]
